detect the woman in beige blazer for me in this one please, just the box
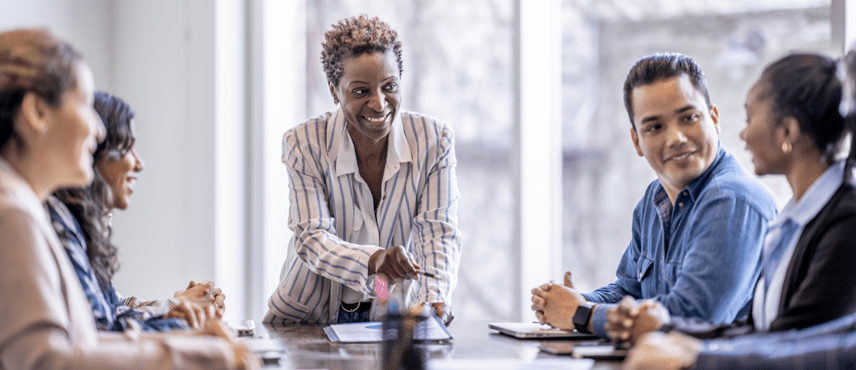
[0,28,258,370]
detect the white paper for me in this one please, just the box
[325,317,452,343]
[428,358,594,370]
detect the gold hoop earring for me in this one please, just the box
[782,141,792,154]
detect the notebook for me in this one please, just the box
[488,322,598,339]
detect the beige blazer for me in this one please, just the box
[0,159,237,370]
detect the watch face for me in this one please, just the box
[572,307,584,322]
[573,304,594,331]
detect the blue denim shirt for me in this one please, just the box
[581,145,777,338]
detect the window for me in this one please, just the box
[560,0,834,292]
[253,0,836,322]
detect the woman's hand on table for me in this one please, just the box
[166,297,218,329]
[411,302,454,326]
[432,302,454,326]
[174,280,225,314]
[606,296,670,344]
[368,246,420,284]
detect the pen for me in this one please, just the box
[417,270,436,278]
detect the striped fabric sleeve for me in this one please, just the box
[116,293,173,317]
[410,124,461,304]
[282,129,382,295]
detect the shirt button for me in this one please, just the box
[678,202,684,207]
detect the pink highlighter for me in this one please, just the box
[375,275,390,301]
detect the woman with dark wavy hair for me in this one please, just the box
[47,91,225,332]
[0,28,258,370]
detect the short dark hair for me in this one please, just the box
[759,53,843,165]
[0,28,83,151]
[321,15,403,87]
[623,53,711,128]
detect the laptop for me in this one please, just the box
[488,322,598,339]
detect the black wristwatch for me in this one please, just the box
[572,302,596,333]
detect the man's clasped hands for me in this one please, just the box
[531,272,704,370]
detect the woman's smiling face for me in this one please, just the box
[42,62,105,188]
[96,119,144,210]
[741,82,787,176]
[330,50,401,142]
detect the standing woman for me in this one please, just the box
[0,29,257,369]
[265,15,461,324]
[48,91,225,332]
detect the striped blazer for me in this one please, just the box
[265,109,462,324]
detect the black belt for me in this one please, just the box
[341,300,372,313]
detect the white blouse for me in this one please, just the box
[265,109,462,324]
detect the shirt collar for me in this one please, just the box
[772,160,847,228]
[332,108,411,177]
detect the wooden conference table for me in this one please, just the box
[258,320,623,369]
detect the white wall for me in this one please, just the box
[0,0,278,323]
[247,0,305,321]
[0,0,114,91]
[516,0,563,321]
[110,0,248,321]
[844,0,856,52]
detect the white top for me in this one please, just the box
[0,159,240,370]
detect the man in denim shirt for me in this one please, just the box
[532,53,778,339]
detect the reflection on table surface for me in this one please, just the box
[258,320,623,369]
